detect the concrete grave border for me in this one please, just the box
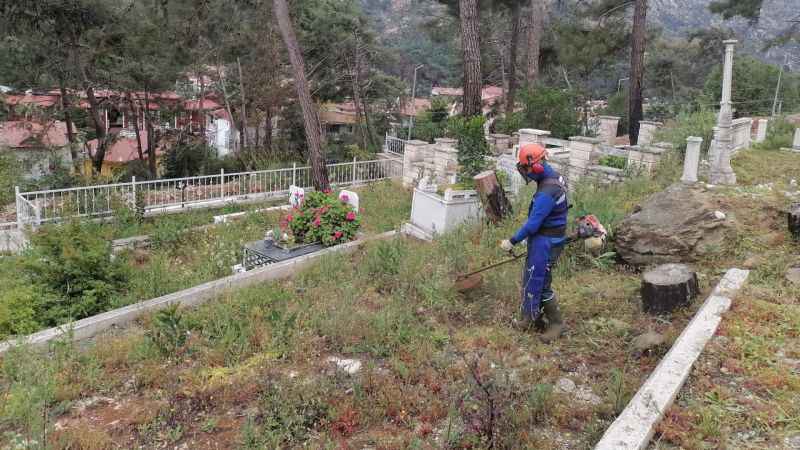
[595,268,750,450]
[0,231,396,355]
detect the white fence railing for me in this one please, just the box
[15,158,402,229]
[385,134,407,156]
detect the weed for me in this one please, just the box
[147,304,187,356]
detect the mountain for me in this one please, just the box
[641,0,796,68]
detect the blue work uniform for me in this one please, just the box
[508,163,569,320]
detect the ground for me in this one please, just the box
[0,148,798,449]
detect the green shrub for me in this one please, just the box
[0,284,41,338]
[285,191,361,246]
[147,304,187,356]
[516,86,580,139]
[755,116,795,150]
[0,153,22,206]
[600,91,629,135]
[410,97,450,143]
[21,220,129,324]
[448,115,489,184]
[653,109,716,154]
[598,155,627,169]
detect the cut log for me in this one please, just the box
[641,264,699,314]
[789,203,800,240]
[474,170,512,224]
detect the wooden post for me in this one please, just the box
[641,264,699,314]
[473,170,512,224]
[789,203,800,240]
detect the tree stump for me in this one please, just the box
[789,203,800,240]
[474,170,512,224]
[641,264,699,314]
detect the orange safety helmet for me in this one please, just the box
[517,143,547,180]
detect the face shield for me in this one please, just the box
[516,163,532,184]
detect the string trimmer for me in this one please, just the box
[454,215,606,293]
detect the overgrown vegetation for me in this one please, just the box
[0,181,410,341]
[653,109,717,154]
[494,87,581,139]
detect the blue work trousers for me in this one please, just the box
[521,235,565,319]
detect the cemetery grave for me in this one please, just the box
[0,132,798,448]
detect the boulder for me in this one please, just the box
[616,184,730,267]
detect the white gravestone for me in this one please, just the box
[289,185,305,208]
[339,190,359,211]
[681,136,703,184]
[794,128,800,151]
[755,119,768,143]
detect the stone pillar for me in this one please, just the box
[434,138,459,186]
[402,140,431,188]
[794,128,800,151]
[681,136,703,184]
[597,116,620,145]
[755,119,768,143]
[568,136,601,183]
[637,121,662,146]
[709,39,738,185]
[490,133,511,155]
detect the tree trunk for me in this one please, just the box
[273,0,330,191]
[628,0,647,145]
[526,0,545,85]
[264,106,273,153]
[83,83,109,174]
[474,170,512,223]
[641,263,698,314]
[789,203,800,240]
[460,0,482,118]
[145,88,157,178]
[506,1,521,115]
[237,57,248,150]
[128,94,145,162]
[58,81,81,173]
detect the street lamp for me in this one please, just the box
[407,64,424,141]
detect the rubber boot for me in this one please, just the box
[540,298,565,343]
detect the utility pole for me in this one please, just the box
[407,64,423,140]
[772,55,787,117]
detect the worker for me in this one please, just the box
[501,143,569,342]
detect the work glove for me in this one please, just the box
[500,239,514,253]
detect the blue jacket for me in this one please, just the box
[509,163,569,245]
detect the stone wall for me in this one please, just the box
[731,117,752,153]
[638,121,662,146]
[627,143,671,175]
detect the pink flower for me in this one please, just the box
[286,214,293,222]
[333,231,343,239]
[341,194,349,202]
[313,217,321,227]
[346,211,356,222]
[323,189,332,194]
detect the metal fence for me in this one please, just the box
[14,158,402,230]
[385,134,407,156]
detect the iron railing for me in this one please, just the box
[385,134,407,156]
[14,158,402,228]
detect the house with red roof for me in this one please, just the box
[0,121,73,178]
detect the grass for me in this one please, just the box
[654,145,800,449]
[0,181,412,341]
[0,147,797,448]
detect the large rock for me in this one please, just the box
[616,184,729,266]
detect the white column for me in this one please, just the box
[793,128,800,151]
[755,119,768,143]
[681,137,702,184]
[710,39,738,185]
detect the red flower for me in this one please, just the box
[346,211,356,221]
[286,214,294,222]
[333,230,343,239]
[323,189,332,194]
[313,217,321,227]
